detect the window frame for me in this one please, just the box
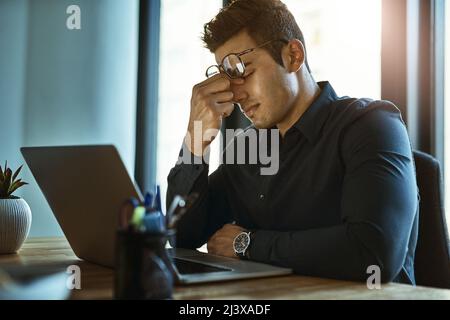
[135,0,161,191]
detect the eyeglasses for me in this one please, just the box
[205,39,285,79]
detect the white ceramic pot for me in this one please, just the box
[0,198,32,254]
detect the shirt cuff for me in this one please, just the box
[248,230,277,263]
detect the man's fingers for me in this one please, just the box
[222,223,245,231]
[208,78,233,95]
[196,75,231,95]
[207,239,222,253]
[197,72,226,87]
[213,102,235,118]
[212,91,234,104]
[198,73,244,88]
[207,240,233,255]
[197,75,244,96]
[224,223,241,228]
[207,241,213,253]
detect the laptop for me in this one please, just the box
[21,145,292,284]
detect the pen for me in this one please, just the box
[119,197,140,229]
[130,206,146,231]
[167,193,198,229]
[144,192,153,208]
[166,195,183,229]
[142,210,165,233]
[153,185,162,212]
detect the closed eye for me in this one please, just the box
[244,69,254,78]
[242,62,254,78]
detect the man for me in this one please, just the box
[167,0,418,284]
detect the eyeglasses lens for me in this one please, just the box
[206,65,220,78]
[223,54,245,78]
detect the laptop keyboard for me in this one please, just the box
[173,258,231,275]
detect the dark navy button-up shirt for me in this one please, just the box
[167,82,419,284]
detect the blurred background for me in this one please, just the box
[0,0,448,237]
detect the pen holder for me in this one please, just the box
[114,229,176,300]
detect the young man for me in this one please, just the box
[166,0,418,284]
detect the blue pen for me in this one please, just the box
[153,185,162,212]
[129,197,140,208]
[143,210,165,233]
[144,192,153,208]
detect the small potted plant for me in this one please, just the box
[0,161,31,254]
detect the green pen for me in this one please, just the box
[130,206,146,231]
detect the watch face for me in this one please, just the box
[233,232,250,254]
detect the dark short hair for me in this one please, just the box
[202,0,310,72]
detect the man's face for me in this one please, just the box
[214,30,299,129]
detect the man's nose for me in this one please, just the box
[230,80,248,103]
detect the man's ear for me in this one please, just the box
[281,39,305,73]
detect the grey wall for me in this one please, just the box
[0,0,28,176]
[0,0,139,237]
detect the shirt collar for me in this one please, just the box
[292,81,338,144]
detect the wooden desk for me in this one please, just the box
[1,237,449,300]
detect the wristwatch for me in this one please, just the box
[233,231,251,259]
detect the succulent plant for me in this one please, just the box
[0,161,28,199]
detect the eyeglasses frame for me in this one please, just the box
[205,39,288,79]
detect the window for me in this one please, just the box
[283,0,382,99]
[157,0,222,207]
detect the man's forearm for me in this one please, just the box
[249,221,411,283]
[166,143,232,249]
[166,155,210,248]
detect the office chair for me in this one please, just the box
[413,150,450,289]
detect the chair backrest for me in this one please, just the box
[413,150,450,288]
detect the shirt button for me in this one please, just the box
[259,194,265,200]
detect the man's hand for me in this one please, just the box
[185,75,244,157]
[207,223,247,258]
